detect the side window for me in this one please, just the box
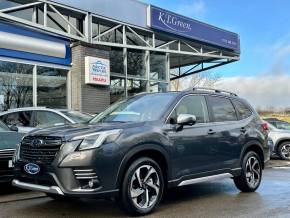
[208,96,237,122]
[169,95,209,124]
[232,100,252,120]
[34,111,67,128]
[2,111,32,127]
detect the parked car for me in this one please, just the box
[0,121,25,183]
[13,88,270,215]
[264,118,290,160]
[0,108,93,133]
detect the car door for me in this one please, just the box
[206,96,245,170]
[165,95,218,178]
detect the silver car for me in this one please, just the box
[0,107,93,133]
[264,118,290,160]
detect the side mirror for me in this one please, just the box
[177,114,197,126]
[10,124,19,132]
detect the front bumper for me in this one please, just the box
[13,142,122,198]
[0,149,15,183]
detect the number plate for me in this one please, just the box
[8,160,14,168]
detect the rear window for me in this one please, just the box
[232,100,252,120]
[208,96,237,122]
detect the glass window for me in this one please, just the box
[0,121,9,131]
[60,110,92,123]
[232,100,252,120]
[127,49,146,78]
[150,82,167,93]
[2,111,32,127]
[271,121,290,130]
[34,111,67,128]
[90,93,178,123]
[169,95,209,124]
[208,96,237,122]
[111,77,125,104]
[0,61,33,111]
[127,79,147,97]
[37,67,67,109]
[150,52,167,81]
[110,48,124,75]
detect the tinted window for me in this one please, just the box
[169,95,209,124]
[232,100,252,120]
[2,111,32,127]
[208,96,237,122]
[34,111,67,128]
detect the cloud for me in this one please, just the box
[176,0,207,19]
[215,32,290,109]
[216,74,290,109]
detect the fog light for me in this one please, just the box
[88,179,99,189]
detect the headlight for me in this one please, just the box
[72,129,122,151]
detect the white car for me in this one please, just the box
[0,107,93,133]
[264,118,290,160]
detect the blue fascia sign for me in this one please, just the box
[149,6,240,53]
[0,21,71,66]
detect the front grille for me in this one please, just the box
[20,136,62,164]
[0,149,15,160]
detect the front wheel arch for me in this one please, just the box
[116,145,170,189]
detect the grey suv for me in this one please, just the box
[13,88,270,215]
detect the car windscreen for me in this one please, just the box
[90,93,177,124]
[61,111,93,123]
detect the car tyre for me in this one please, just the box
[121,157,164,215]
[234,151,262,192]
[277,142,290,160]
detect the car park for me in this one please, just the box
[0,108,93,133]
[12,88,270,215]
[0,121,25,183]
[264,118,290,160]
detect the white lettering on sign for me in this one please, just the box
[85,56,110,86]
[158,12,192,32]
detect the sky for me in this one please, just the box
[142,0,290,108]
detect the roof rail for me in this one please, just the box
[191,87,238,97]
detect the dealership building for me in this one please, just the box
[0,0,240,114]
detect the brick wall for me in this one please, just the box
[71,42,111,114]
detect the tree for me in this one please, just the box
[171,71,222,91]
[0,62,33,110]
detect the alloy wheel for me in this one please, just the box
[130,165,160,209]
[280,144,290,159]
[245,156,261,189]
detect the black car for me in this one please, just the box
[13,88,270,215]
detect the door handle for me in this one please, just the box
[208,129,216,135]
[240,127,247,133]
